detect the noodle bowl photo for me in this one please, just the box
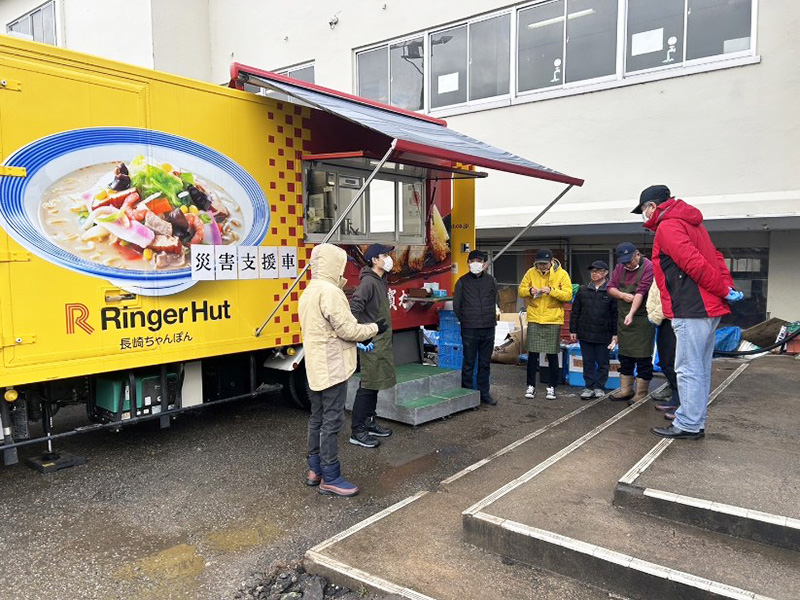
[0,128,270,295]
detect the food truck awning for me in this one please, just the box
[231,64,584,187]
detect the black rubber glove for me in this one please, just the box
[375,319,388,335]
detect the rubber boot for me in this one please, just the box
[318,461,359,497]
[306,454,322,486]
[609,374,634,401]
[629,378,650,405]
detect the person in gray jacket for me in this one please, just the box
[349,244,396,449]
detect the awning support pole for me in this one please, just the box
[491,184,574,266]
[255,139,398,337]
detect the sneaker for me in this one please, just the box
[365,416,392,437]
[481,396,497,406]
[580,388,594,400]
[546,387,556,400]
[524,385,535,399]
[593,388,606,398]
[349,429,380,448]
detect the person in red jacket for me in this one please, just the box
[634,185,743,439]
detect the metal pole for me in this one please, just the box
[255,139,398,337]
[491,184,574,266]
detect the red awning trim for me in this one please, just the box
[230,62,447,127]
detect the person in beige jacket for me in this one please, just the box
[298,243,386,496]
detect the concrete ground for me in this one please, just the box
[0,363,605,600]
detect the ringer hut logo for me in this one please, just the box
[65,300,231,334]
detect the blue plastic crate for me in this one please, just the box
[439,328,462,345]
[439,310,459,324]
[438,343,463,370]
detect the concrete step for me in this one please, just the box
[306,385,634,599]
[346,364,478,426]
[615,355,800,552]
[463,360,800,600]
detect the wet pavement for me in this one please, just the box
[0,363,599,600]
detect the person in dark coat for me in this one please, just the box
[453,250,498,405]
[569,261,617,400]
[349,244,396,449]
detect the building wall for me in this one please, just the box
[151,0,211,81]
[0,0,156,68]
[205,0,800,231]
[767,231,800,322]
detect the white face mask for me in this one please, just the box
[381,256,394,272]
[469,261,484,275]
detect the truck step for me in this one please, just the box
[346,364,475,425]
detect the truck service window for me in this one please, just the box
[303,162,425,244]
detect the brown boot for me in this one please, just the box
[629,378,651,405]
[609,374,634,401]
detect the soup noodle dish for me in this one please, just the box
[41,156,244,271]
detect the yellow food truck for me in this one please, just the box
[0,35,581,470]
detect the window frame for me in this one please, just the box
[352,0,759,117]
[6,0,57,46]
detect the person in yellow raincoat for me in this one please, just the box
[518,249,573,400]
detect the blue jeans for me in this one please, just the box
[672,317,721,433]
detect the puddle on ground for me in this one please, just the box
[204,520,282,553]
[379,451,439,491]
[116,543,205,581]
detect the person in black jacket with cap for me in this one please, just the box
[453,250,498,405]
[569,261,618,400]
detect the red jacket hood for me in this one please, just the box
[644,198,703,232]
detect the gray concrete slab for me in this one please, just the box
[475,361,800,599]
[631,355,800,519]
[307,394,632,599]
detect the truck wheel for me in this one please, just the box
[281,363,311,410]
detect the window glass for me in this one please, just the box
[305,169,337,235]
[687,0,752,60]
[41,2,56,45]
[518,1,565,92]
[430,25,467,108]
[338,174,366,238]
[626,0,685,73]
[9,17,31,36]
[565,0,618,83]
[400,182,424,240]
[469,14,510,101]
[369,180,396,235]
[289,65,315,83]
[31,7,45,43]
[358,46,389,104]
[390,37,424,110]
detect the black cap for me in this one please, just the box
[588,260,609,271]
[534,249,553,264]
[468,250,488,261]
[364,243,393,264]
[632,185,671,214]
[616,242,637,264]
